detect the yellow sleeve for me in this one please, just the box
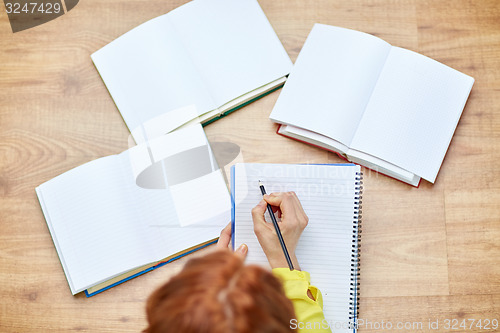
[272,268,332,333]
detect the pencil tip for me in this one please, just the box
[258,180,263,186]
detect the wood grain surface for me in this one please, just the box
[1,0,499,332]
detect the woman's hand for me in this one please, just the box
[252,191,308,270]
[216,222,248,259]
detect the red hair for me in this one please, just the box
[144,251,296,333]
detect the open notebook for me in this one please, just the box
[270,24,474,186]
[91,0,292,143]
[36,124,230,295]
[231,163,361,331]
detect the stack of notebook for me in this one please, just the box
[270,24,474,186]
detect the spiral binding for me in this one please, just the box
[349,172,362,328]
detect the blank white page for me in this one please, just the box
[350,46,474,182]
[125,158,230,262]
[36,125,230,295]
[91,14,216,140]
[123,124,230,261]
[233,163,360,330]
[169,0,292,106]
[270,24,391,146]
[36,155,160,294]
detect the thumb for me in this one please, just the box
[235,243,248,259]
[251,200,267,222]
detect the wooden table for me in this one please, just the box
[1,0,499,331]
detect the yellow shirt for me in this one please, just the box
[272,268,332,333]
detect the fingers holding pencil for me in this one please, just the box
[263,192,308,229]
[251,191,308,270]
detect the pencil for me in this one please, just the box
[258,181,294,270]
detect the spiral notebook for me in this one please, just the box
[231,163,361,332]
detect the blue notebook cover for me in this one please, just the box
[84,240,217,297]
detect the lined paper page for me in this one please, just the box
[233,163,360,330]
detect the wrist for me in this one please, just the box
[267,253,300,271]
